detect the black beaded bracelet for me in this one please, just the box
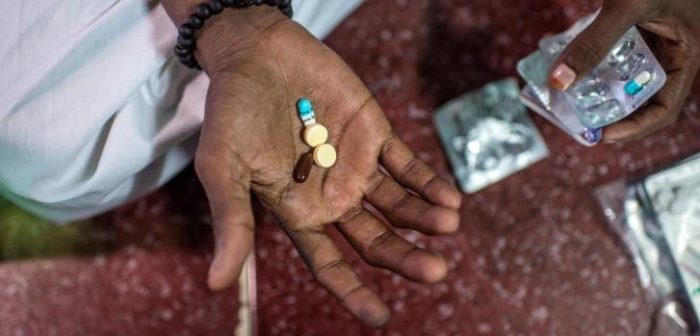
[175,0,293,69]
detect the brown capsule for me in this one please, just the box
[293,152,314,183]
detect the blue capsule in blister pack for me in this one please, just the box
[518,10,667,143]
[565,27,667,129]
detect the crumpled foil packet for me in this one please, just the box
[595,155,700,336]
[433,78,549,193]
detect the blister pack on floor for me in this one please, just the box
[518,11,667,144]
[434,78,549,193]
[595,155,700,335]
[643,156,700,326]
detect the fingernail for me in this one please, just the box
[207,254,223,289]
[550,63,577,91]
[601,129,621,144]
[603,138,622,144]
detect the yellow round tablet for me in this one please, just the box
[303,124,329,147]
[313,144,337,168]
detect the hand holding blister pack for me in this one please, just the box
[518,11,667,145]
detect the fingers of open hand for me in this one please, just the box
[195,144,255,291]
[380,134,462,209]
[365,173,459,235]
[285,225,390,328]
[336,208,448,283]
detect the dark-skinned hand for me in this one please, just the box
[161,5,462,328]
[549,0,700,142]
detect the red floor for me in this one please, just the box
[3,0,700,335]
[0,175,240,336]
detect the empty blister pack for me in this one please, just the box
[434,78,549,193]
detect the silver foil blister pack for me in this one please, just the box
[596,155,700,335]
[519,51,602,146]
[644,156,700,324]
[518,11,667,144]
[567,27,667,128]
[434,78,549,193]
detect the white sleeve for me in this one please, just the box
[0,0,364,222]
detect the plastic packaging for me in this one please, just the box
[518,11,667,144]
[595,155,700,335]
[565,27,667,128]
[433,78,549,193]
[518,46,602,146]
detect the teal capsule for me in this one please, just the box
[624,71,651,96]
[297,98,313,115]
[297,98,316,126]
[624,81,643,96]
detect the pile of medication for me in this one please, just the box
[294,98,336,183]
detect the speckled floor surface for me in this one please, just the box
[0,173,240,336]
[2,0,700,335]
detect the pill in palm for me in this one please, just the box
[297,98,316,126]
[293,152,314,183]
[313,144,337,168]
[304,123,329,147]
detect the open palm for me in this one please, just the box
[194,18,462,327]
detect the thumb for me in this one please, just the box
[195,146,255,291]
[549,3,643,91]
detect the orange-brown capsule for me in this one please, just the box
[293,152,314,183]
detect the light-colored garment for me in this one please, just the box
[0,0,364,222]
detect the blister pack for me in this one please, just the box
[518,11,667,144]
[518,50,603,146]
[566,27,667,128]
[433,78,549,193]
[595,155,700,335]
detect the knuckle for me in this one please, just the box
[571,39,605,68]
[659,113,677,127]
[603,0,646,19]
[368,231,395,255]
[651,106,678,128]
[340,284,366,301]
[338,206,366,225]
[363,231,400,268]
[422,175,441,196]
[314,258,347,280]
[380,132,399,160]
[389,192,412,213]
[364,173,385,196]
[397,155,423,184]
[635,108,675,138]
[605,0,651,22]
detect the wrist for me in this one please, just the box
[195,6,288,74]
[162,1,289,74]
